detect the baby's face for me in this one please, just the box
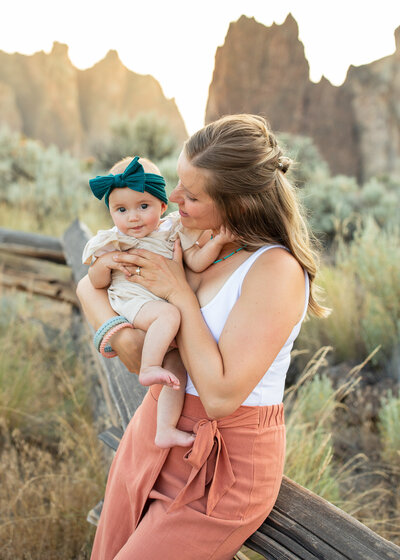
[109,188,167,238]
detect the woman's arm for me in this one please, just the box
[113,244,305,418]
[176,250,305,417]
[76,275,145,373]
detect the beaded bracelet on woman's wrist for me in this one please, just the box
[93,316,132,355]
[99,321,134,358]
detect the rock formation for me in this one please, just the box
[78,49,187,149]
[206,15,400,182]
[345,28,400,182]
[0,82,22,132]
[0,43,187,155]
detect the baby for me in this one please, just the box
[82,156,231,448]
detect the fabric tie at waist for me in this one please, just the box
[167,408,262,516]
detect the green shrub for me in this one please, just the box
[300,175,360,243]
[0,127,94,234]
[299,171,400,245]
[277,132,400,244]
[297,264,366,365]
[297,220,400,370]
[360,176,400,229]
[92,112,180,170]
[342,221,400,366]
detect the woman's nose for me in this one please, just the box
[169,186,182,203]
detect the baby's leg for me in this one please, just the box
[155,350,195,448]
[133,301,181,388]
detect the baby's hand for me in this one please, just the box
[97,251,132,276]
[213,226,236,245]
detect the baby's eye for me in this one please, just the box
[117,207,126,213]
[140,203,149,209]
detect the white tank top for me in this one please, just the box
[185,245,310,406]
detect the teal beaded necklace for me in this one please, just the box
[211,234,247,265]
[213,246,247,264]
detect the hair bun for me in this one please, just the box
[277,156,291,174]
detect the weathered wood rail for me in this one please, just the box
[2,222,400,560]
[0,227,78,305]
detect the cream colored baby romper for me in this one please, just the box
[82,211,202,323]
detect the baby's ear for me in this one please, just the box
[160,202,168,215]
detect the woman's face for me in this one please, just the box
[170,150,223,231]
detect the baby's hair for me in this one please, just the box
[109,156,162,176]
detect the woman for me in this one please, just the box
[77,114,327,560]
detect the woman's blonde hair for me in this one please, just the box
[184,114,328,318]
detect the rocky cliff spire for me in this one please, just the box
[206,14,400,181]
[395,26,400,52]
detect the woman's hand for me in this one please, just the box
[112,239,192,304]
[88,251,133,290]
[96,251,133,276]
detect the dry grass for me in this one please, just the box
[284,347,400,546]
[0,290,105,559]
[285,347,358,505]
[0,423,99,559]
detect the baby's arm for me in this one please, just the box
[88,252,130,289]
[182,226,236,272]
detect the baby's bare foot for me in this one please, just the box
[155,427,196,449]
[139,366,180,389]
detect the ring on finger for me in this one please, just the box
[135,266,141,276]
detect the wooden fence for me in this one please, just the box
[1,221,399,560]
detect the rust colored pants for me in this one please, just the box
[91,386,285,560]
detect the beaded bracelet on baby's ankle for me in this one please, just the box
[93,316,133,358]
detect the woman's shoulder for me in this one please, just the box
[243,246,305,302]
[253,245,302,271]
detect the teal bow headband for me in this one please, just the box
[89,156,168,208]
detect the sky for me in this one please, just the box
[0,0,399,134]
